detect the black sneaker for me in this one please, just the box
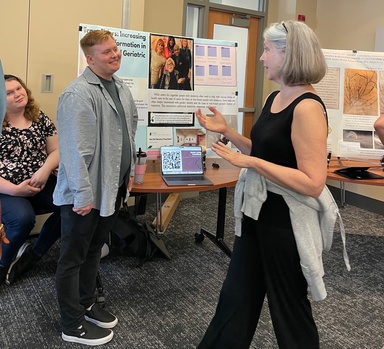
[6,243,39,285]
[85,303,118,329]
[62,320,113,346]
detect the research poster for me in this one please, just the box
[315,49,384,160]
[78,24,239,158]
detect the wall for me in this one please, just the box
[0,2,30,80]
[0,0,124,121]
[129,0,146,30]
[142,0,184,36]
[315,0,384,51]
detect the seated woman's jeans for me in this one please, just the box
[0,175,61,267]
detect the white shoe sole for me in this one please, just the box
[85,315,118,329]
[101,243,109,259]
[6,242,31,286]
[62,330,113,346]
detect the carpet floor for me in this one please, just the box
[0,188,383,349]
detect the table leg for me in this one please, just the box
[340,181,345,207]
[155,192,164,233]
[197,187,232,258]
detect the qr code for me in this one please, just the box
[162,151,182,170]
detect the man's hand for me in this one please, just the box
[73,203,93,216]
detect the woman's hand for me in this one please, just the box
[196,106,229,134]
[16,179,42,197]
[30,167,50,190]
[211,141,250,168]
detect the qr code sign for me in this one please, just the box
[162,151,182,170]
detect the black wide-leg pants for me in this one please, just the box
[197,192,319,349]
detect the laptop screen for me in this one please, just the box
[161,146,204,175]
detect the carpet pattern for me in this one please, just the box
[0,187,383,349]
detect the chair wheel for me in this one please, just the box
[194,232,204,243]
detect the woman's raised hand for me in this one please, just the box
[196,106,229,134]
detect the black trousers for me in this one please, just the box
[56,186,124,331]
[197,192,319,349]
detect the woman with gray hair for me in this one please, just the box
[156,57,180,90]
[196,20,328,349]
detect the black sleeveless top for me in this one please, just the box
[249,91,328,226]
[250,91,327,169]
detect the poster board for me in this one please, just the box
[78,24,239,159]
[315,49,384,160]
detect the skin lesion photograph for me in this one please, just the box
[343,68,378,116]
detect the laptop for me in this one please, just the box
[160,145,214,186]
[334,166,384,180]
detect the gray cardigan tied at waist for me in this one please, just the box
[234,168,350,301]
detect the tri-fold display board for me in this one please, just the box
[78,24,240,157]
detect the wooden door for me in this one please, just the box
[208,10,259,138]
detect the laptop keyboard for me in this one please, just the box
[167,175,206,182]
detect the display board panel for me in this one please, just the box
[78,24,239,158]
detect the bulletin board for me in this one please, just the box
[315,49,384,160]
[78,24,239,159]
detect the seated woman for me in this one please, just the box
[156,58,180,90]
[0,74,61,286]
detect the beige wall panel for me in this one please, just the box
[295,0,317,29]
[316,0,384,51]
[0,1,30,79]
[143,0,183,35]
[27,0,123,120]
[130,0,145,30]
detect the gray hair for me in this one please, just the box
[263,20,327,85]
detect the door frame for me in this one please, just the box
[183,1,268,137]
[208,10,263,137]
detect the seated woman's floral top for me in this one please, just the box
[0,111,57,185]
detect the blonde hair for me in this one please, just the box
[181,39,189,48]
[263,20,327,85]
[155,38,165,54]
[80,29,115,56]
[3,75,40,128]
[166,57,175,67]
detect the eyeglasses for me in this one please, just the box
[281,22,288,34]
